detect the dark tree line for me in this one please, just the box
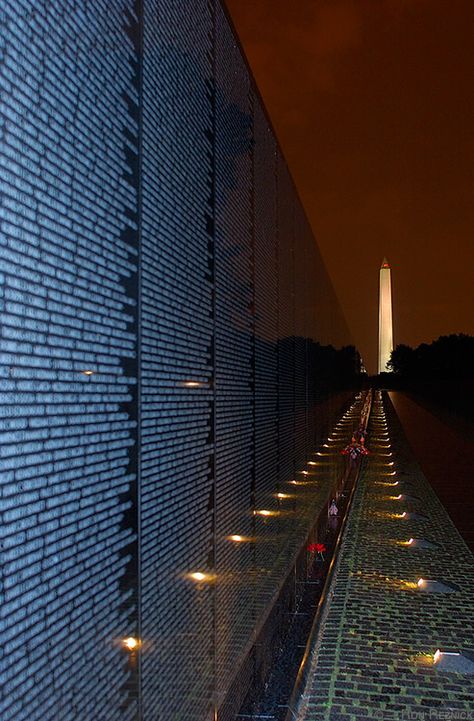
[388,334,474,379]
[386,334,474,419]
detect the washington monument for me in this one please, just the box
[378,258,393,373]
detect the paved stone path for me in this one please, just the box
[295,391,474,721]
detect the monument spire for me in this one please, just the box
[378,257,393,373]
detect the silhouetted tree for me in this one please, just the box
[389,334,474,381]
[387,344,415,376]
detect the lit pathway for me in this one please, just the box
[292,391,474,721]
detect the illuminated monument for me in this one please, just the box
[378,258,394,373]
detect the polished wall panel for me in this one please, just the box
[0,2,139,720]
[0,2,356,720]
[214,3,255,704]
[140,2,215,719]
[252,96,280,620]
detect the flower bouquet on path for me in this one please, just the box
[341,441,369,461]
[307,542,326,560]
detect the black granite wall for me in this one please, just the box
[0,2,355,719]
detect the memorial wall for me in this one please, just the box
[0,2,356,719]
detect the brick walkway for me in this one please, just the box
[295,391,474,721]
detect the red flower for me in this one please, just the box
[307,543,326,553]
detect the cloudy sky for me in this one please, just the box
[226,0,474,372]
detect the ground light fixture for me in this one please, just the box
[227,535,254,543]
[432,650,474,673]
[190,572,207,581]
[416,577,459,593]
[396,538,415,547]
[400,537,440,550]
[187,571,216,582]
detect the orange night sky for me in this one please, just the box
[225,0,474,373]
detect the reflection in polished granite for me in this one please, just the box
[0,1,359,719]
